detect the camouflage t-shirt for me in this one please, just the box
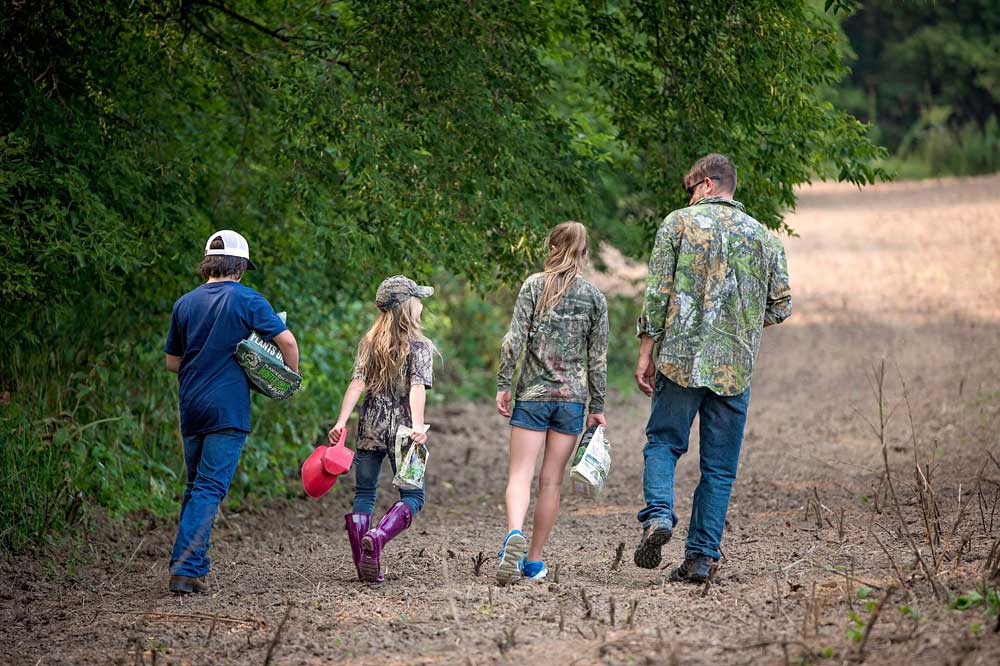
[637,196,792,396]
[497,273,609,413]
[353,340,433,451]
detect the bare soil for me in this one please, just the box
[3,175,1000,665]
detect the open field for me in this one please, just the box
[2,175,999,665]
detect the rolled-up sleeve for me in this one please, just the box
[497,279,535,392]
[636,213,680,341]
[764,237,792,326]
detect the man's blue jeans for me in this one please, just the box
[638,373,750,560]
[352,449,425,516]
[169,428,247,578]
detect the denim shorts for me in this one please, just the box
[510,400,585,435]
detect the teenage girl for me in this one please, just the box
[328,275,436,583]
[495,221,609,584]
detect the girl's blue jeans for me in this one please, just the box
[170,428,247,577]
[637,372,750,560]
[353,448,425,515]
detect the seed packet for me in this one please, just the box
[569,425,611,497]
[393,424,430,490]
[235,312,302,399]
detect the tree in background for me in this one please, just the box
[0,0,886,549]
[832,0,1000,176]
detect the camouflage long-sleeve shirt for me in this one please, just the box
[637,196,792,396]
[498,273,609,413]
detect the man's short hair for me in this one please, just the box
[198,236,248,279]
[684,153,737,194]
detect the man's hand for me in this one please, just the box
[586,413,607,429]
[496,390,512,417]
[409,428,429,446]
[635,335,657,397]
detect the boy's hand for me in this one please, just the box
[409,430,429,446]
[496,390,512,417]
[328,421,347,445]
[586,413,607,429]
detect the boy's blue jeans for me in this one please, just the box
[170,428,247,578]
[353,449,425,515]
[638,372,750,560]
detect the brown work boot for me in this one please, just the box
[169,575,209,594]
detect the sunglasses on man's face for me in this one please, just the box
[685,176,722,197]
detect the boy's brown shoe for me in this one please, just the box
[169,575,209,594]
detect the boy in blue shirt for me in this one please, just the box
[164,230,299,594]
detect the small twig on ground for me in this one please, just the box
[580,588,594,619]
[552,563,561,584]
[868,361,946,601]
[495,623,518,655]
[984,538,1000,580]
[262,603,292,666]
[856,585,895,661]
[205,613,218,645]
[441,556,460,624]
[558,602,565,633]
[611,542,625,571]
[609,596,616,627]
[950,461,987,538]
[871,531,913,600]
[626,599,639,629]
[93,609,265,628]
[471,551,488,576]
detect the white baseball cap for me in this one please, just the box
[204,230,257,270]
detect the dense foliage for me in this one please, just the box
[831,0,1000,176]
[1,0,885,551]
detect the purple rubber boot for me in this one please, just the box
[344,513,370,581]
[358,501,412,583]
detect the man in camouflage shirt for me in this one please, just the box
[632,153,791,583]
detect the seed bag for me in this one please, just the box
[570,424,611,497]
[235,312,302,400]
[393,424,430,490]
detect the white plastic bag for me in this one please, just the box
[393,424,430,489]
[569,425,611,497]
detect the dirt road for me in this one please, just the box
[3,176,999,665]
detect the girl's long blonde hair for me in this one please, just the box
[535,221,590,315]
[356,297,434,395]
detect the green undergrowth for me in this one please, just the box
[0,280,640,554]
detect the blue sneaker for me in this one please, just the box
[496,530,527,585]
[521,559,547,581]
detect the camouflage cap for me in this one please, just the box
[375,275,434,312]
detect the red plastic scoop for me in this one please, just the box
[323,430,355,475]
[301,430,354,498]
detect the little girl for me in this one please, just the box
[328,275,436,583]
[495,221,609,584]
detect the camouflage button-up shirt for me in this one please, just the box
[637,196,792,396]
[498,273,609,413]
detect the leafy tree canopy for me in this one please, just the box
[834,0,1000,151]
[2,0,886,356]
